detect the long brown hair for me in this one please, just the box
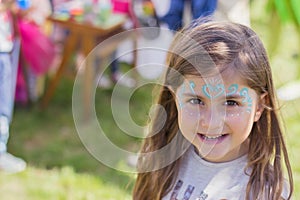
[133,20,293,200]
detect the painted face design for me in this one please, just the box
[175,74,264,162]
[177,78,253,119]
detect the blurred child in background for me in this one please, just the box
[0,0,26,173]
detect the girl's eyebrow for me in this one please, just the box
[226,94,244,99]
[182,93,204,98]
[182,93,244,99]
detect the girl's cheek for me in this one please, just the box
[180,107,201,121]
[178,104,253,126]
[179,110,251,128]
[178,108,201,130]
[225,111,252,127]
[224,111,243,118]
[223,105,253,118]
[183,109,201,118]
[178,110,200,136]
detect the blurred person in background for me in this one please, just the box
[153,0,217,31]
[0,0,26,173]
[214,0,250,26]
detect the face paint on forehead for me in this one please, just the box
[202,77,225,99]
[202,84,225,99]
[178,81,196,108]
[189,80,196,93]
[188,80,254,114]
[187,81,201,117]
[177,80,197,105]
[227,84,239,96]
[176,81,202,119]
[177,78,254,120]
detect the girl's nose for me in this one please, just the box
[199,107,225,130]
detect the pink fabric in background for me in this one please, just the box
[18,20,55,75]
[111,0,130,14]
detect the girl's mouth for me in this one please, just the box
[197,133,229,144]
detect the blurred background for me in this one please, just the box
[0,0,299,199]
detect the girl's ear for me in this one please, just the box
[254,93,268,122]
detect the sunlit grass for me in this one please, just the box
[0,166,132,200]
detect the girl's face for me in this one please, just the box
[174,71,265,162]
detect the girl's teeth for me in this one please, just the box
[204,135,223,139]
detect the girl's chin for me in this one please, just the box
[193,144,230,163]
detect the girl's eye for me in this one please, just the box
[189,98,204,105]
[225,100,239,106]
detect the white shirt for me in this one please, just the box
[162,147,289,200]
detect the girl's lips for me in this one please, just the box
[197,133,229,144]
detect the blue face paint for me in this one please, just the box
[177,80,254,119]
[201,78,223,99]
[227,84,238,96]
[189,81,196,93]
[185,81,202,117]
[239,88,253,113]
[192,82,254,113]
[202,84,226,99]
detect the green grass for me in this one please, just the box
[1,1,300,198]
[2,77,149,199]
[0,167,132,200]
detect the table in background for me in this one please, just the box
[41,15,134,118]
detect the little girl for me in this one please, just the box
[133,20,293,199]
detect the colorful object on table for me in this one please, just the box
[131,0,160,39]
[70,8,84,22]
[98,0,112,23]
[17,0,31,10]
[142,1,155,16]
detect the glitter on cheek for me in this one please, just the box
[224,110,251,118]
[226,112,240,118]
[178,109,201,133]
[182,107,201,119]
